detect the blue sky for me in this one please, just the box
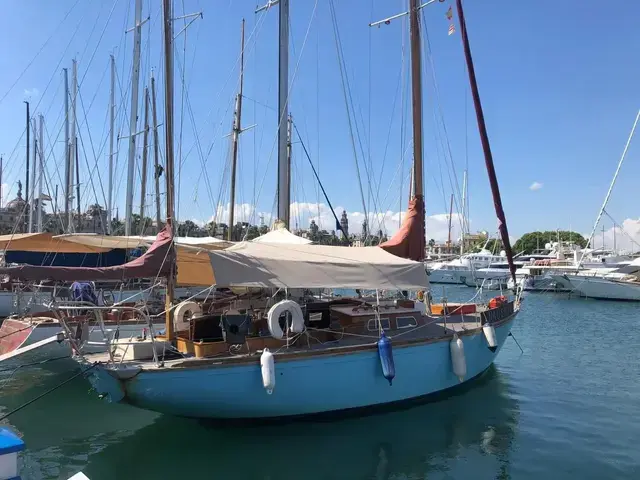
[0,0,638,242]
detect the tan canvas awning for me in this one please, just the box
[0,233,111,253]
[205,242,429,289]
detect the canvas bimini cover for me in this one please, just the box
[206,241,429,290]
[0,226,174,282]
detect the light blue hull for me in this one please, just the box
[93,316,515,419]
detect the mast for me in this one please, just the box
[139,86,150,231]
[277,0,290,228]
[125,0,144,236]
[455,0,516,282]
[28,118,37,233]
[24,101,30,233]
[75,141,80,230]
[0,156,3,209]
[37,114,44,232]
[162,0,176,341]
[409,0,424,200]
[228,19,245,241]
[107,55,115,234]
[578,109,639,266]
[69,59,77,233]
[377,0,426,261]
[151,73,162,232]
[447,193,453,252]
[460,169,467,254]
[63,68,71,231]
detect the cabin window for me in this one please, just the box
[367,318,390,331]
[396,316,418,329]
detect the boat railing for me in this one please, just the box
[48,302,159,367]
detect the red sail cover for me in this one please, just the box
[380,195,425,262]
[0,225,174,282]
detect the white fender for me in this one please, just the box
[483,324,497,352]
[261,348,275,394]
[450,334,466,382]
[267,300,305,339]
[173,301,202,332]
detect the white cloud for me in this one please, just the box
[23,88,40,98]
[200,202,469,242]
[587,218,640,253]
[529,181,543,191]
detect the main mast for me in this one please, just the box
[36,114,44,232]
[24,101,30,233]
[107,55,115,234]
[69,59,77,233]
[140,87,150,227]
[277,0,290,228]
[151,73,163,232]
[125,0,144,236]
[162,0,176,341]
[455,0,516,282]
[378,0,426,261]
[228,19,245,241]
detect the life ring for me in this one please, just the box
[267,300,305,339]
[173,301,202,332]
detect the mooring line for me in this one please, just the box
[0,362,99,422]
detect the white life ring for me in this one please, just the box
[267,300,305,339]
[173,301,202,332]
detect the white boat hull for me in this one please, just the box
[558,275,640,301]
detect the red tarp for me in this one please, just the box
[0,225,174,282]
[380,195,425,262]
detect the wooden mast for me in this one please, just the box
[162,0,176,341]
[378,0,426,262]
[228,19,245,241]
[408,0,425,261]
[455,0,516,283]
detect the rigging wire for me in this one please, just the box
[327,0,368,235]
[0,0,82,107]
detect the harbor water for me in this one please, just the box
[1,288,639,479]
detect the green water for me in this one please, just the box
[2,289,640,479]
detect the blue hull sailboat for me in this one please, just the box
[0,0,523,421]
[87,310,516,419]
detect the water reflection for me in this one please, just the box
[82,365,520,479]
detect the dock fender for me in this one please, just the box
[450,334,466,382]
[482,324,498,352]
[261,348,276,394]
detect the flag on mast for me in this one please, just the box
[448,24,456,35]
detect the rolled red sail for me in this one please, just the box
[380,195,425,262]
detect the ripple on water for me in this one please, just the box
[2,289,640,479]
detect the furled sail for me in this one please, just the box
[380,195,425,262]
